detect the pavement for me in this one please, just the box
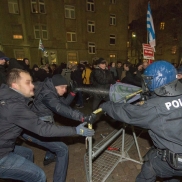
[0,98,169,182]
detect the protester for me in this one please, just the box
[22,73,95,181]
[99,61,182,181]
[90,57,115,110]
[0,69,95,182]
[0,51,9,85]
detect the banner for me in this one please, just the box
[143,44,154,60]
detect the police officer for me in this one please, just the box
[99,61,182,181]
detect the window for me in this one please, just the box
[12,25,23,39]
[127,41,130,48]
[171,46,177,55]
[14,49,25,60]
[31,0,46,14]
[34,25,48,39]
[109,54,116,62]
[87,0,94,12]
[110,35,116,45]
[160,22,165,30]
[88,42,96,54]
[65,5,75,19]
[42,25,48,39]
[67,32,77,42]
[67,52,78,65]
[87,21,95,33]
[8,0,19,14]
[110,14,116,25]
[110,0,116,4]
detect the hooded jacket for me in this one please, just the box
[0,84,77,159]
[30,77,84,121]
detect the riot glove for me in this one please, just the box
[76,122,95,137]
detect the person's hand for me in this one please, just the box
[70,81,78,94]
[76,122,95,137]
[83,113,96,124]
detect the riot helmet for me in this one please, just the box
[142,61,182,96]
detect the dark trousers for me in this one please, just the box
[0,145,46,182]
[92,95,109,111]
[22,133,68,182]
[136,149,182,182]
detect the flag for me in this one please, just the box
[147,3,155,50]
[38,39,45,52]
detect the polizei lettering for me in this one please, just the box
[165,99,182,110]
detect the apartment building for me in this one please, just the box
[0,0,129,66]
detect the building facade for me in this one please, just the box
[127,0,182,65]
[0,0,129,67]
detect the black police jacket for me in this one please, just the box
[30,78,84,121]
[0,85,77,159]
[100,94,182,153]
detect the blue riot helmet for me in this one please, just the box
[142,61,182,96]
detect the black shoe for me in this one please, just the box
[43,156,57,166]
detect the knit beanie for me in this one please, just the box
[51,74,68,86]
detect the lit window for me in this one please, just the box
[88,42,96,54]
[110,0,116,4]
[160,22,165,30]
[31,0,46,14]
[132,32,136,37]
[87,21,95,33]
[110,54,116,58]
[14,49,25,60]
[110,35,116,45]
[65,5,75,19]
[34,25,48,39]
[67,52,78,64]
[12,25,23,39]
[171,46,177,55]
[8,0,19,14]
[110,14,116,25]
[87,0,94,12]
[67,32,77,42]
[127,41,130,48]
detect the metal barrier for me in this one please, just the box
[84,110,143,182]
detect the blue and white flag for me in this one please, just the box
[38,39,45,52]
[147,3,155,50]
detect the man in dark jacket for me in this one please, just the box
[100,61,182,182]
[90,57,115,110]
[0,69,95,182]
[22,73,95,182]
[0,51,9,85]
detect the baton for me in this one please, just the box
[125,89,143,100]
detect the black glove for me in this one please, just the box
[83,113,96,124]
[76,122,95,137]
[70,81,78,94]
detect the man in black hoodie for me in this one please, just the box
[0,51,9,85]
[0,69,95,182]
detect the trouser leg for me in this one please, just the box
[22,133,68,182]
[92,96,102,111]
[136,148,182,182]
[0,145,46,182]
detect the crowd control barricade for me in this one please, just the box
[84,88,144,182]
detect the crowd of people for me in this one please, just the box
[1,50,182,181]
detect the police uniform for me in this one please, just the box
[100,61,182,182]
